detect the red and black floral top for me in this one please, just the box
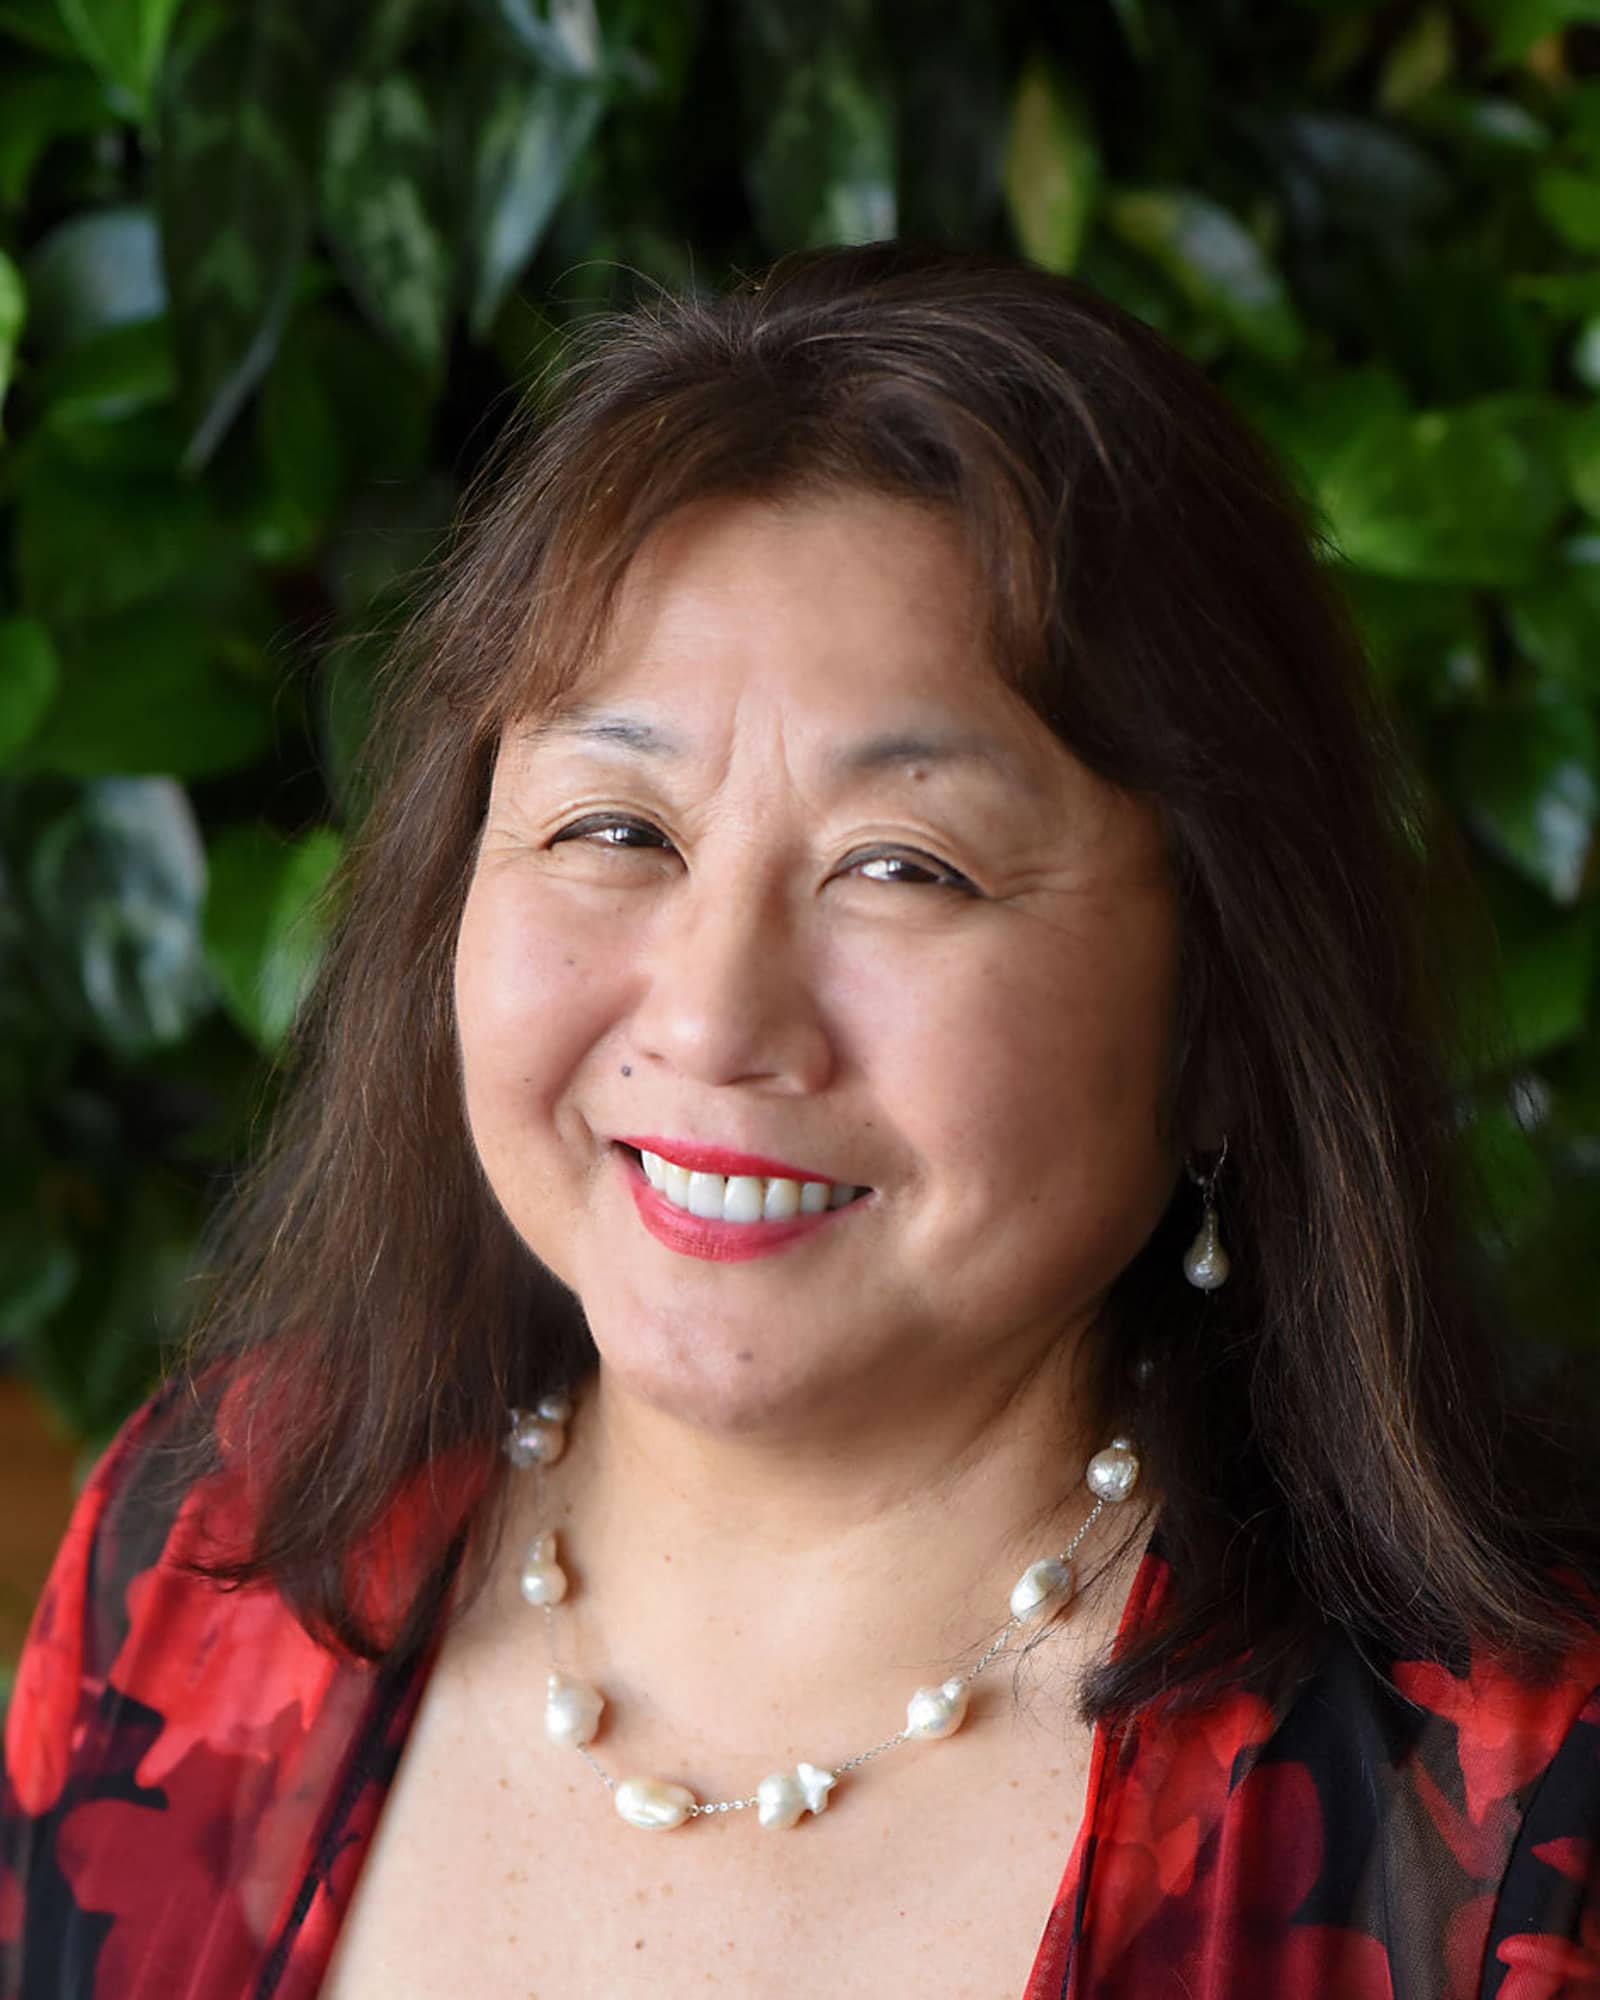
[4,1385,1600,1999]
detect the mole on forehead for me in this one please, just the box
[515,706,1042,795]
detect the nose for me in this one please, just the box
[628,854,835,1093]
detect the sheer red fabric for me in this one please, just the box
[5,1385,1599,1998]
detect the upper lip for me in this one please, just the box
[614,1135,856,1185]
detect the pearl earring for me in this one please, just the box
[1182,1138,1231,1291]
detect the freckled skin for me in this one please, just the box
[453,490,1183,1442]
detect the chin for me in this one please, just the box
[589,1315,843,1438]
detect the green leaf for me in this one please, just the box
[1377,3,1453,112]
[24,605,275,779]
[0,617,60,763]
[1573,317,1600,392]
[0,60,112,206]
[321,73,452,374]
[1245,111,1452,235]
[1410,89,1549,160]
[1506,560,1600,696]
[1454,693,1599,905]
[1103,188,1304,367]
[13,427,224,622]
[1227,363,1409,494]
[1462,1086,1549,1264]
[157,0,322,468]
[26,777,211,1057]
[55,0,183,117]
[252,306,433,545]
[461,56,604,337]
[1340,570,1488,704]
[23,205,164,350]
[1512,271,1600,319]
[1377,250,1550,404]
[882,0,1002,242]
[738,0,896,251]
[1564,398,1600,523]
[1481,866,1598,1061]
[0,1233,78,1346]
[25,1165,200,1437]
[0,249,23,425]
[251,310,347,560]
[1318,397,1571,588]
[1535,167,1600,253]
[1465,0,1598,65]
[1107,0,1152,60]
[0,0,77,55]
[203,822,340,1048]
[325,470,456,614]
[490,0,604,78]
[32,315,176,428]
[1003,54,1100,275]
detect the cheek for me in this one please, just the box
[865,906,1180,1216]
[453,874,608,1141]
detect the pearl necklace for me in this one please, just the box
[503,1395,1141,1832]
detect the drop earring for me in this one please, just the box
[1182,1138,1231,1291]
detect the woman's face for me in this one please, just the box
[454,491,1182,1434]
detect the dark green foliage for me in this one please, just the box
[1,0,1596,1445]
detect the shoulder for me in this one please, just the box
[1078,1568,1600,1996]
[0,1379,387,1998]
[2,1374,340,1822]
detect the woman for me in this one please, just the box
[3,243,1598,1999]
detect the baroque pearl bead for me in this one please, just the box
[544,1669,604,1747]
[614,1776,696,1830]
[506,1411,566,1468]
[1183,1209,1230,1290]
[906,1676,970,1741]
[1086,1438,1141,1503]
[756,1761,836,1828]
[1009,1556,1076,1623]
[519,1531,568,1606]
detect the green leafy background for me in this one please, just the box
[3,0,1598,1463]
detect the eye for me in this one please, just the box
[549,814,673,852]
[547,818,974,893]
[845,847,975,893]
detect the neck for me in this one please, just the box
[500,1334,1147,1767]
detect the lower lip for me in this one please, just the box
[616,1150,867,1263]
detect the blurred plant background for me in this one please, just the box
[1,0,1598,1601]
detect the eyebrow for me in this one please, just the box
[522,707,1034,793]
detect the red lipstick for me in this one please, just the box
[612,1149,867,1264]
[614,1135,844,1184]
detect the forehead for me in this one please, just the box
[494,496,1173,878]
[512,491,1047,767]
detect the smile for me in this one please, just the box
[636,1147,862,1224]
[613,1147,870,1264]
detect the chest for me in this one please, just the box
[319,1649,1096,2000]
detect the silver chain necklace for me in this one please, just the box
[504,1394,1142,1832]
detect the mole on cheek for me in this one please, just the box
[621,1065,632,1077]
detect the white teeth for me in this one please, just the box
[687,1170,724,1219]
[636,1150,860,1226]
[763,1177,801,1221]
[724,1175,765,1223]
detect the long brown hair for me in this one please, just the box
[177,242,1596,1702]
